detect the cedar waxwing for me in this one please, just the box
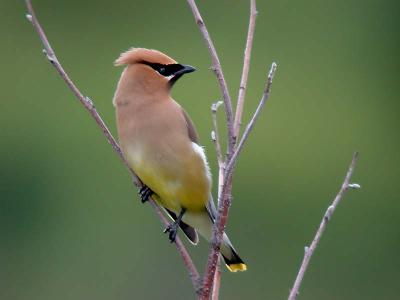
[113,48,246,272]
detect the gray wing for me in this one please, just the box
[181,107,200,143]
[206,194,218,222]
[182,108,218,223]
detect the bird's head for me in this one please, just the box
[114,48,196,92]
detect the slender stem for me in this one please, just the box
[210,101,224,299]
[25,0,200,292]
[186,1,236,297]
[226,62,277,178]
[186,0,235,156]
[288,152,360,300]
[211,260,222,300]
[211,101,224,169]
[211,100,226,208]
[148,200,201,293]
[201,172,233,299]
[233,0,258,140]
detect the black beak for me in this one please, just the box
[169,65,196,87]
[173,65,196,77]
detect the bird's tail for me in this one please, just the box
[182,209,247,272]
[219,233,247,272]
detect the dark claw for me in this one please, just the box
[139,185,154,203]
[163,208,186,243]
[164,222,179,243]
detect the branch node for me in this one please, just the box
[84,96,94,109]
[42,49,55,64]
[324,205,335,221]
[210,237,222,251]
[211,100,223,112]
[268,62,278,81]
[196,18,204,26]
[348,183,361,190]
[211,130,216,142]
[304,246,309,254]
[195,283,203,296]
[26,13,32,22]
[211,100,224,168]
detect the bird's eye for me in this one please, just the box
[159,67,166,75]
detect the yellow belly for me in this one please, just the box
[126,144,210,213]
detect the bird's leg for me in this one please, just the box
[138,185,154,203]
[164,208,186,243]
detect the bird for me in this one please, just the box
[113,48,246,272]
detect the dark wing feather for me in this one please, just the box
[181,108,200,143]
[206,194,218,222]
[164,208,199,245]
[182,107,218,224]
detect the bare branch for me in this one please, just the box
[226,62,277,177]
[200,172,233,299]
[25,0,200,292]
[233,0,258,140]
[210,100,224,299]
[211,261,222,300]
[148,200,201,293]
[186,0,235,156]
[211,100,226,209]
[288,152,360,300]
[26,2,125,165]
[211,101,224,169]
[185,1,237,296]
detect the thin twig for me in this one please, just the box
[211,100,226,208]
[211,260,222,300]
[288,152,360,300]
[233,0,258,140]
[148,200,201,293]
[186,0,235,156]
[201,171,233,299]
[211,101,224,169]
[210,101,224,299]
[186,1,237,297]
[226,62,277,177]
[25,0,200,292]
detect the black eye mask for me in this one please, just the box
[142,61,196,86]
[146,63,186,77]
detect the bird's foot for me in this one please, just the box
[163,208,186,243]
[138,185,154,203]
[164,221,180,243]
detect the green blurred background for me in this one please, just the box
[1,0,399,299]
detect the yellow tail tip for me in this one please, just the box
[227,263,247,272]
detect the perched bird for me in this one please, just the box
[113,48,246,272]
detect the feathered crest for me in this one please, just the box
[114,48,177,66]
